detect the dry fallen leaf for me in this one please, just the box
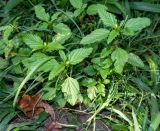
[17,93,55,119]
[17,93,61,130]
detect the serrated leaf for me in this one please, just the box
[22,34,44,51]
[80,29,109,45]
[46,42,64,52]
[128,53,144,68]
[62,77,80,105]
[98,9,117,28]
[87,4,107,15]
[111,48,128,74]
[82,78,97,87]
[69,0,82,9]
[123,17,151,36]
[53,23,72,44]
[49,63,65,80]
[35,5,50,22]
[100,47,114,58]
[68,48,93,65]
[107,30,119,44]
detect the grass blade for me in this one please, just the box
[13,58,52,107]
[130,2,160,13]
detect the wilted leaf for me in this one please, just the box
[87,86,97,100]
[62,77,80,105]
[17,93,55,119]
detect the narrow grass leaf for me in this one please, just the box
[132,109,141,131]
[13,58,52,107]
[150,112,160,131]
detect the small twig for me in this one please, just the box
[56,122,78,128]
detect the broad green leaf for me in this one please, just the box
[99,58,112,68]
[123,17,151,36]
[35,5,50,22]
[100,47,114,58]
[69,0,82,9]
[49,63,65,80]
[100,68,111,79]
[87,86,97,100]
[111,48,128,74]
[62,77,80,105]
[82,78,97,87]
[80,29,109,45]
[22,34,44,50]
[53,23,72,44]
[42,88,56,100]
[107,30,119,44]
[39,59,58,72]
[68,48,93,65]
[51,12,61,21]
[83,66,96,76]
[46,42,64,52]
[128,53,144,68]
[98,9,117,28]
[23,53,53,72]
[87,4,107,15]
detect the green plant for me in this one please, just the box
[0,0,160,130]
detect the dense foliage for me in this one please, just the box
[0,0,160,130]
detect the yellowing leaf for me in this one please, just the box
[62,77,80,105]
